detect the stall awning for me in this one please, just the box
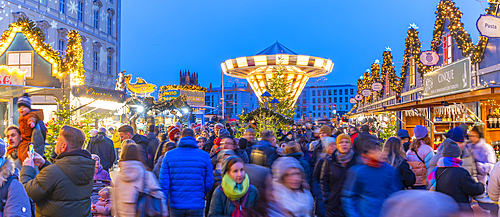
[0,84,55,97]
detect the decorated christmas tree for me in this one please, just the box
[370,61,382,98]
[264,58,296,118]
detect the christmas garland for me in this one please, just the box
[361,71,372,103]
[370,62,382,99]
[62,30,85,85]
[126,95,191,113]
[382,51,400,96]
[160,84,207,92]
[239,107,294,125]
[399,27,422,94]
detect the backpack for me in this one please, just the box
[1,175,35,216]
[218,186,250,217]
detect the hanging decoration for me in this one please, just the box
[62,30,85,85]
[404,108,428,117]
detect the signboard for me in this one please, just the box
[72,85,126,103]
[361,89,371,97]
[159,88,205,106]
[160,90,180,98]
[477,15,500,38]
[423,57,471,99]
[371,82,383,91]
[355,94,363,101]
[349,98,357,104]
[0,66,25,85]
[420,51,439,66]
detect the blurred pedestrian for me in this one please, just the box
[243,129,256,156]
[382,137,415,189]
[155,126,180,164]
[221,137,249,164]
[87,128,115,173]
[146,125,160,169]
[467,126,496,185]
[381,190,459,217]
[118,125,149,167]
[348,127,358,144]
[406,125,434,189]
[250,130,278,168]
[272,157,314,217]
[353,125,376,153]
[284,142,312,184]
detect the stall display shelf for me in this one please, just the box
[487,128,500,132]
[434,121,475,124]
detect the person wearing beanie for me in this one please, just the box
[353,125,376,154]
[406,125,434,189]
[208,157,258,216]
[321,133,358,216]
[427,138,484,213]
[397,129,411,152]
[445,127,479,183]
[284,142,312,184]
[17,93,45,165]
[466,126,496,185]
[341,139,401,217]
[272,157,314,217]
[154,126,180,164]
[0,139,31,217]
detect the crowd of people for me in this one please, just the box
[2,100,500,216]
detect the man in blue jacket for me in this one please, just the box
[159,128,214,217]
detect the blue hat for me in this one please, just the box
[397,129,410,139]
[413,125,428,140]
[449,127,464,143]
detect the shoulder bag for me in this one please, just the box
[136,169,163,217]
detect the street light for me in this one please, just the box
[261,91,272,108]
[270,98,280,112]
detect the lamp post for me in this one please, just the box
[261,91,272,108]
[270,98,280,112]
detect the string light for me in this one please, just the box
[62,30,85,85]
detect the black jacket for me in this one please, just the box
[435,167,484,206]
[250,140,278,168]
[321,150,358,217]
[353,132,376,153]
[146,132,160,169]
[312,140,324,167]
[154,141,176,165]
[86,132,115,171]
[396,159,416,189]
[204,135,216,153]
[312,157,326,217]
[132,134,149,165]
[402,141,411,153]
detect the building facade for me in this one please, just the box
[205,84,259,119]
[296,84,356,120]
[3,0,120,90]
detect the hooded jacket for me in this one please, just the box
[466,138,496,185]
[0,157,31,217]
[320,149,358,217]
[112,160,167,217]
[272,157,314,217]
[132,134,149,165]
[86,132,115,171]
[353,132,375,153]
[250,140,278,168]
[146,132,160,169]
[18,109,44,164]
[159,136,214,210]
[21,149,95,217]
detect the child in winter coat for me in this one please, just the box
[92,154,111,181]
[16,93,44,163]
[92,187,112,217]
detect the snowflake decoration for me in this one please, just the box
[50,20,58,29]
[385,46,392,51]
[100,9,108,21]
[409,23,419,29]
[375,59,380,64]
[68,1,78,14]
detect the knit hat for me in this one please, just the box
[272,157,304,183]
[167,126,180,141]
[313,128,320,134]
[413,125,428,140]
[222,155,240,175]
[90,129,98,137]
[320,125,332,136]
[17,93,31,109]
[441,138,462,158]
[238,138,248,150]
[397,129,410,139]
[449,127,464,143]
[336,134,351,149]
[218,129,230,139]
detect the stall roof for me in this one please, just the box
[0,84,55,97]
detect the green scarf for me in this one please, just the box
[221,173,249,201]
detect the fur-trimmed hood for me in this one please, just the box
[0,157,15,187]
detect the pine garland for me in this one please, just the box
[370,62,382,98]
[382,51,400,96]
[62,30,85,85]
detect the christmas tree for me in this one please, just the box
[264,57,296,118]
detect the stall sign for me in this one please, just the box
[0,66,25,85]
[349,98,357,104]
[420,51,439,66]
[160,89,205,106]
[361,89,371,97]
[371,82,383,91]
[72,85,126,103]
[355,94,363,101]
[477,15,500,38]
[423,57,470,99]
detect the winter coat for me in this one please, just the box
[305,129,313,142]
[0,158,31,217]
[92,198,111,217]
[154,141,175,165]
[111,131,121,149]
[312,156,326,217]
[243,164,271,191]
[395,159,416,189]
[402,141,411,153]
[204,135,216,153]
[132,134,149,165]
[18,109,44,164]
[311,140,324,167]
[21,149,95,217]
[235,149,249,164]
[250,140,278,168]
[94,166,111,181]
[86,132,116,171]
[286,152,312,184]
[350,133,358,145]
[467,138,496,185]
[208,185,259,217]
[353,132,375,153]
[321,150,358,217]
[341,161,401,217]
[153,155,164,179]
[273,182,314,217]
[406,144,433,186]
[159,136,214,210]
[486,161,500,216]
[146,132,160,169]
[433,167,484,212]
[112,160,167,217]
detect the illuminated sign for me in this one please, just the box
[72,85,126,103]
[0,65,26,85]
[159,88,205,105]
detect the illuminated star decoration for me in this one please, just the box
[365,69,370,72]
[68,1,78,14]
[409,23,419,29]
[375,59,380,64]
[385,46,392,51]
[50,20,58,29]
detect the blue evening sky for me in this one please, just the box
[121,0,485,88]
